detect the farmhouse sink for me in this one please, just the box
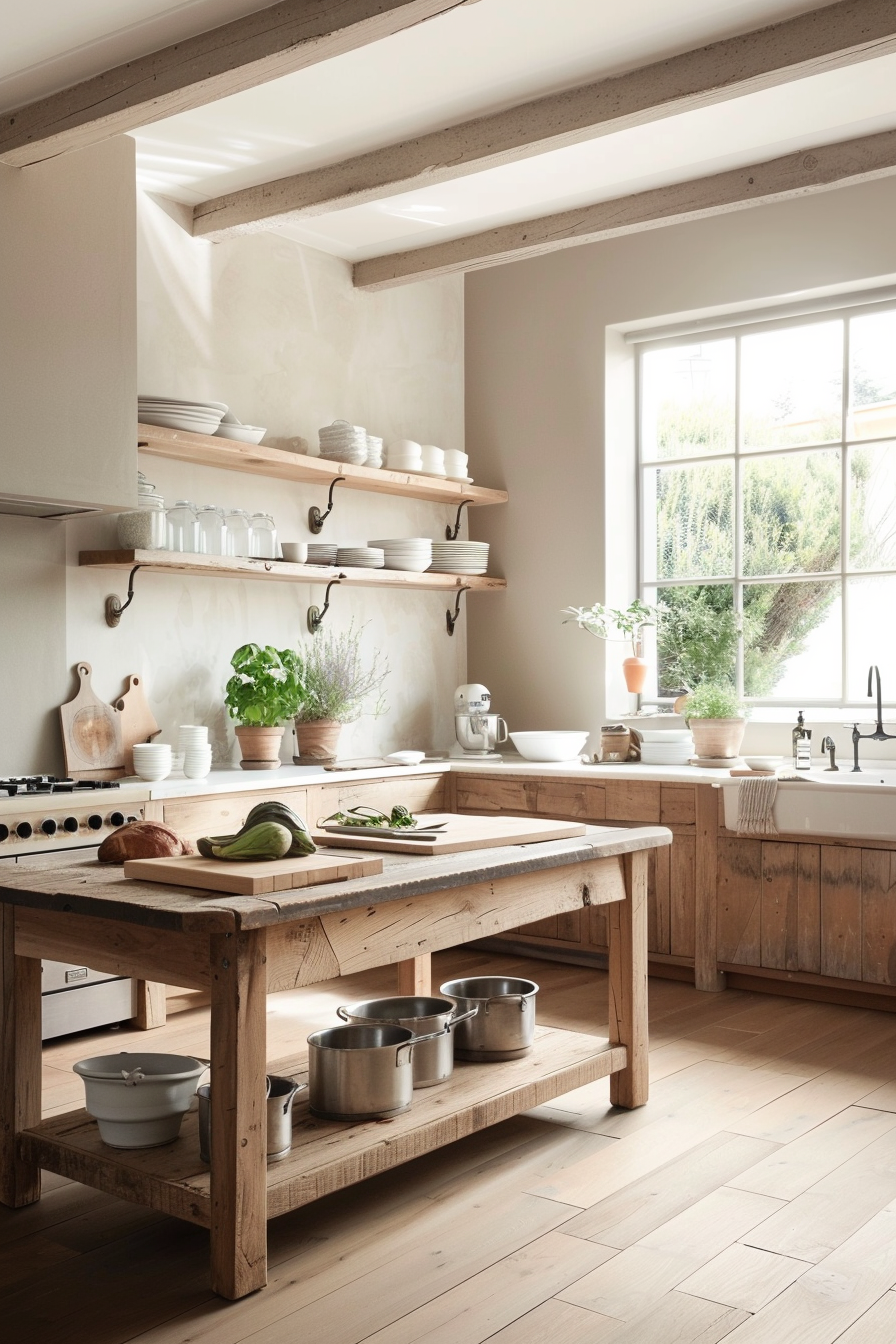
[719,768,896,840]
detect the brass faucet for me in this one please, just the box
[850,665,896,771]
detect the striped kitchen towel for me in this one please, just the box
[736,775,779,836]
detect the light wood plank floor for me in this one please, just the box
[8,950,896,1343]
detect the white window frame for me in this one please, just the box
[636,296,896,711]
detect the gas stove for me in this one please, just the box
[0,774,122,796]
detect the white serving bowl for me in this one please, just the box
[74,1052,209,1148]
[510,731,590,762]
[744,755,783,771]
[214,423,266,444]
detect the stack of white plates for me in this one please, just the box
[428,540,490,575]
[308,543,338,565]
[368,538,432,572]
[637,730,695,766]
[365,435,384,468]
[318,421,367,464]
[336,547,385,569]
[138,397,227,436]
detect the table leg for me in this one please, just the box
[608,850,649,1109]
[0,906,41,1207]
[134,980,167,1029]
[397,955,431,996]
[209,928,268,1300]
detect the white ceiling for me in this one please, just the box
[5,1,892,265]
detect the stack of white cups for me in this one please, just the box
[179,725,212,779]
[132,743,173,782]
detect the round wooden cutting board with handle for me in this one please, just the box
[59,662,125,777]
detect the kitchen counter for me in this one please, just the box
[0,822,665,1299]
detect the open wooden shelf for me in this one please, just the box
[79,549,506,593]
[137,423,508,508]
[21,1026,623,1226]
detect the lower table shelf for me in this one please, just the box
[22,1026,624,1227]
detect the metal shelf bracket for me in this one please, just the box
[105,565,142,627]
[446,585,471,637]
[445,498,474,541]
[307,578,343,634]
[308,476,347,534]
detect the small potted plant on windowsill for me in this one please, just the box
[225,643,305,770]
[293,622,388,764]
[562,598,662,693]
[681,681,748,760]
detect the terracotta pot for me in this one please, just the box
[234,724,284,771]
[622,657,648,694]
[293,718,343,765]
[688,717,746,760]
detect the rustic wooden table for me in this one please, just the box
[0,822,670,1300]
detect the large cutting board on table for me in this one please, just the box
[311,813,587,855]
[123,851,383,896]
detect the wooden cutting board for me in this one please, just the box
[59,662,125,779]
[123,850,383,895]
[310,813,587,855]
[115,674,161,774]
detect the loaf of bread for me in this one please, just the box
[98,821,192,863]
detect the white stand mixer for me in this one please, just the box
[452,683,508,758]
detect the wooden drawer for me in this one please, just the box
[660,785,696,826]
[604,780,661,823]
[314,773,447,821]
[162,788,309,845]
[454,774,538,814]
[535,780,606,821]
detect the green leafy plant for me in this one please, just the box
[562,599,662,656]
[682,681,747,720]
[224,644,304,726]
[295,623,388,724]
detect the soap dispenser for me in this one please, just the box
[792,710,812,770]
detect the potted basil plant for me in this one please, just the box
[562,599,662,692]
[225,643,305,770]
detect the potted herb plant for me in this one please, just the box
[562,598,662,693]
[225,643,304,770]
[681,681,748,760]
[293,623,388,764]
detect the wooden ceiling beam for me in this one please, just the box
[351,126,896,289]
[193,0,896,239]
[0,0,469,167]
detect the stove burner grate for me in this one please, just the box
[0,775,122,796]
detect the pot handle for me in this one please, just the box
[484,996,531,1014]
[396,1026,450,1066]
[447,1006,479,1029]
[336,1006,351,1021]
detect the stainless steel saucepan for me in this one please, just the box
[336,996,478,1087]
[307,1022,447,1120]
[439,976,539,1060]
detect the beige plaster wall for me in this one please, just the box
[465,176,896,757]
[65,195,467,768]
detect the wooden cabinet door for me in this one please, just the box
[162,788,309,845]
[717,838,762,965]
[604,780,661,823]
[454,774,539,814]
[760,842,821,973]
[315,774,448,822]
[862,849,896,985]
[534,780,606,821]
[670,835,696,958]
[820,846,863,980]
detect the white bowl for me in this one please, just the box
[385,750,426,766]
[281,542,309,563]
[744,755,783,771]
[134,764,171,782]
[214,424,266,444]
[510,731,590,762]
[74,1052,208,1148]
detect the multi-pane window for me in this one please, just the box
[638,303,896,707]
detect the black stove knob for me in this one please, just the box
[16,821,33,839]
[87,814,103,831]
[0,824,8,842]
[40,818,57,836]
[63,816,79,833]
[109,811,125,829]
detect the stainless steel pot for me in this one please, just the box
[199,1074,303,1165]
[336,996,478,1088]
[308,1023,446,1120]
[439,977,539,1061]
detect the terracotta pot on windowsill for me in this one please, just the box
[234,724,284,771]
[622,656,648,694]
[293,718,343,765]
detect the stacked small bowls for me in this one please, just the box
[420,445,445,476]
[443,449,470,481]
[318,421,367,464]
[368,538,432,572]
[132,743,172,782]
[179,725,211,778]
[385,439,423,472]
[365,435,384,468]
